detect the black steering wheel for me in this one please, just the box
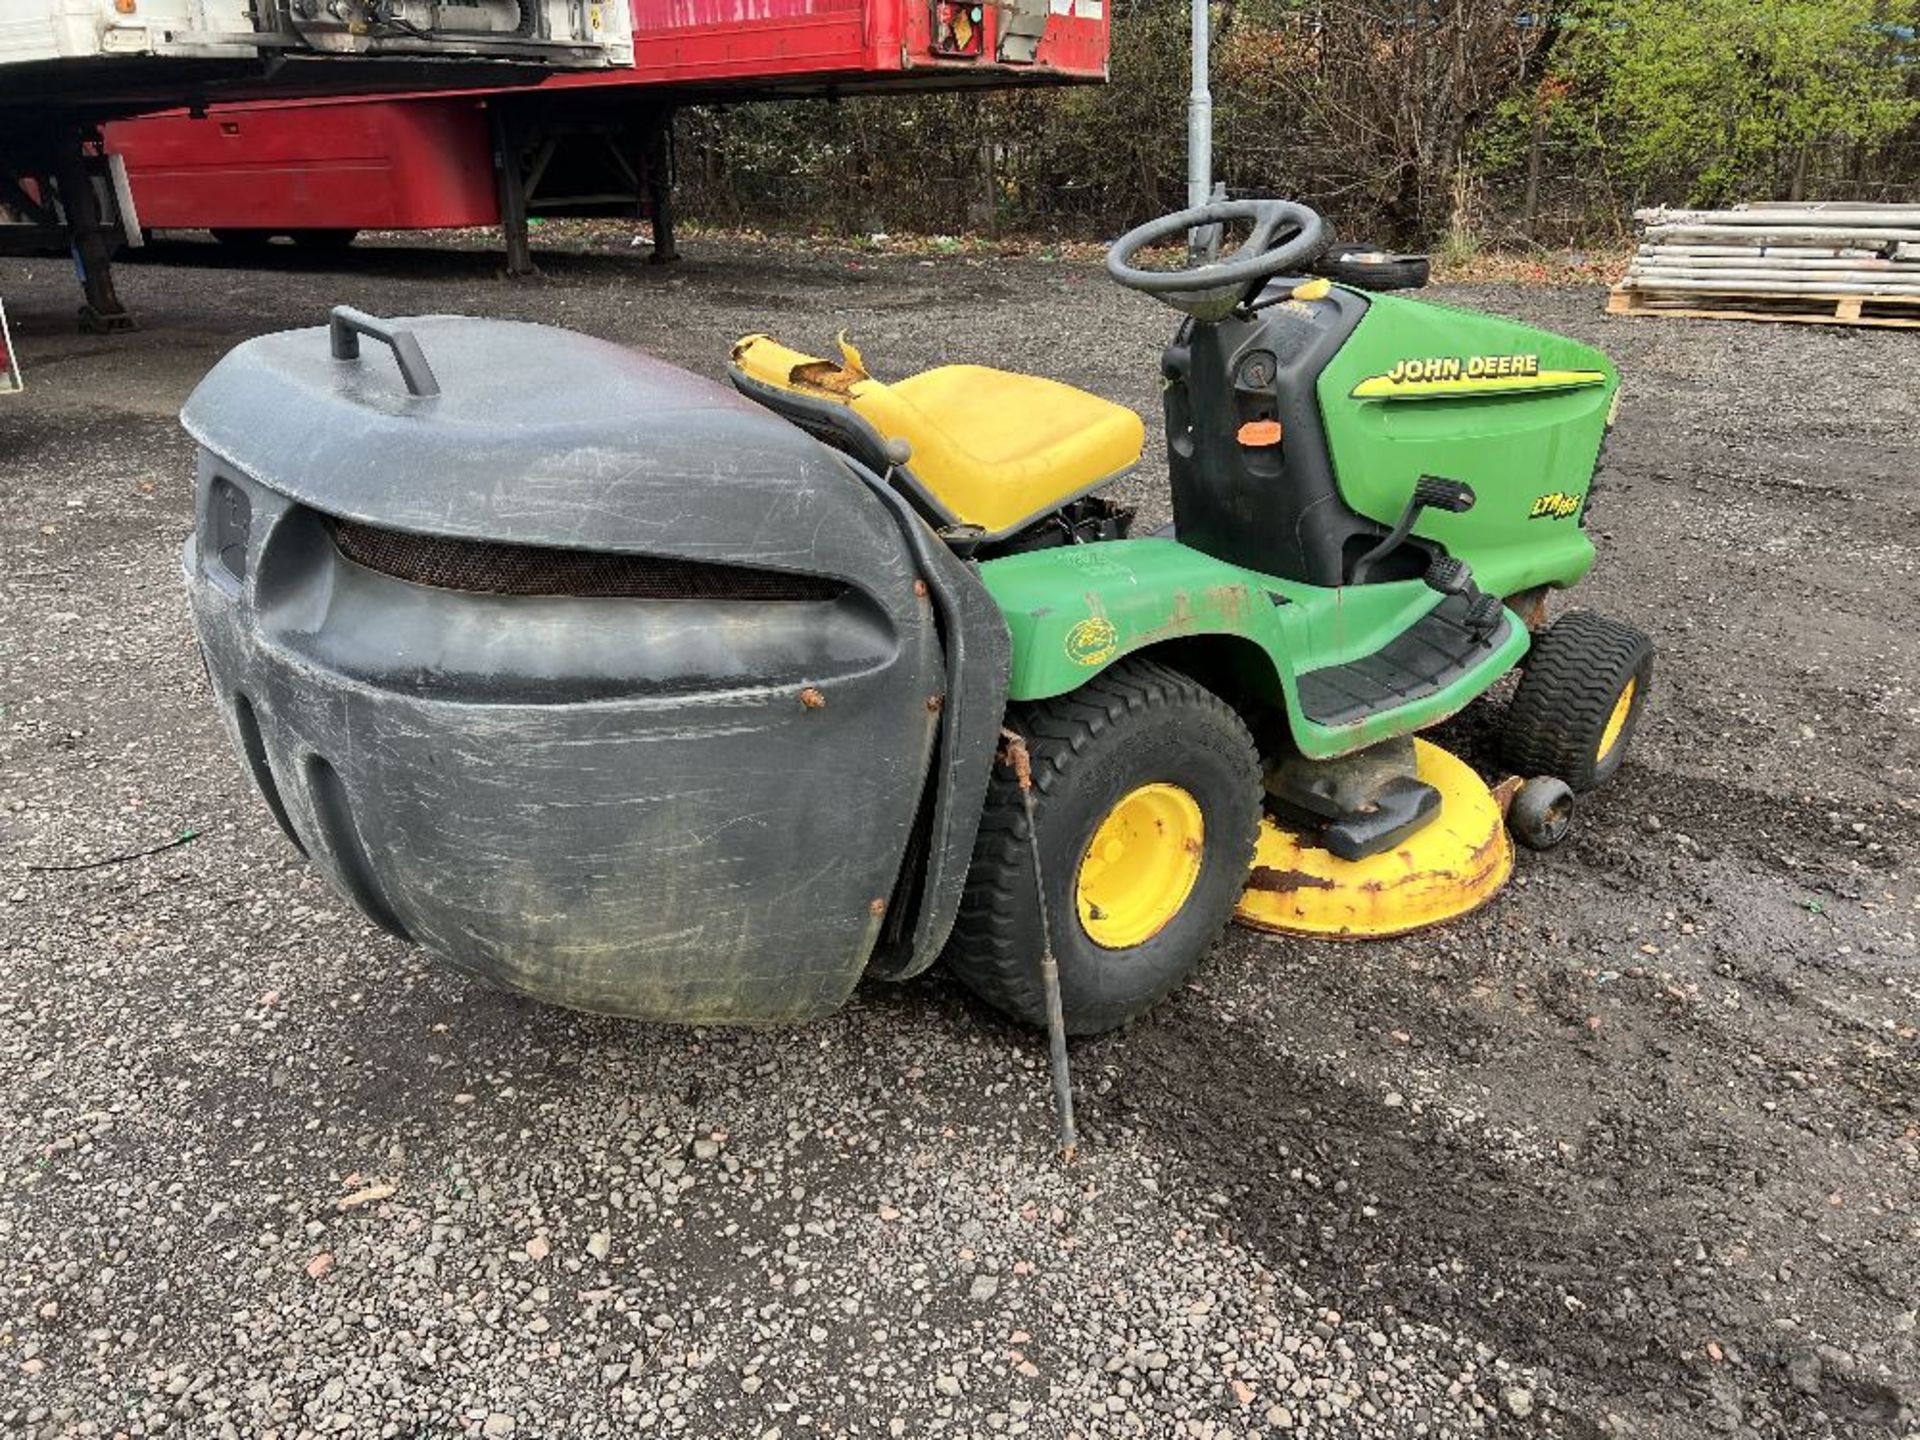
[1106,199,1326,320]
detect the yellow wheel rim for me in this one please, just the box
[1075,783,1205,949]
[1596,677,1638,763]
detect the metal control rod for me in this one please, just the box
[1000,728,1077,1161]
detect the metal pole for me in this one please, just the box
[1188,0,1211,208]
[1187,0,1216,260]
[999,728,1077,1161]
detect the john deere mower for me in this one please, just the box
[182,199,1651,1035]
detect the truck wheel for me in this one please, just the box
[210,228,275,253]
[290,228,360,251]
[1501,612,1653,792]
[943,658,1262,1036]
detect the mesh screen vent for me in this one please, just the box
[332,521,844,602]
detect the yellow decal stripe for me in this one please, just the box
[1351,369,1609,401]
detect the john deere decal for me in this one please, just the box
[1352,355,1608,401]
[1393,354,1540,383]
[1065,616,1119,666]
[1528,491,1583,521]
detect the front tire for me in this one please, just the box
[1502,612,1654,791]
[1508,776,1575,851]
[943,659,1262,1035]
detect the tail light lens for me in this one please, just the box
[932,0,984,55]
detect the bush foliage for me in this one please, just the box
[676,0,1920,245]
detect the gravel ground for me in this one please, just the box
[1,232,1915,1440]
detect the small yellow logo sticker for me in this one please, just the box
[1528,491,1583,521]
[1065,616,1119,667]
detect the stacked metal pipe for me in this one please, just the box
[1620,202,1920,298]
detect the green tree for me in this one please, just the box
[1551,0,1920,203]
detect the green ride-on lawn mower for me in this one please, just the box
[181,198,1651,1041]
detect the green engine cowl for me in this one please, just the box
[1320,291,1618,599]
[1161,283,1618,600]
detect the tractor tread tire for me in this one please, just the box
[1502,611,1653,792]
[943,658,1261,1035]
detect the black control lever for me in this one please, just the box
[1351,474,1476,584]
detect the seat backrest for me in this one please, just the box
[728,336,962,531]
[729,333,1138,541]
[731,333,957,469]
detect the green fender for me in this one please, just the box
[977,537,1530,761]
[979,535,1295,705]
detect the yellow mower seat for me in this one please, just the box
[731,334,1144,536]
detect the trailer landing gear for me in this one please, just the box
[489,100,679,278]
[0,121,137,333]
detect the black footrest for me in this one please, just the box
[1426,555,1471,595]
[1295,592,1512,728]
[1465,592,1505,637]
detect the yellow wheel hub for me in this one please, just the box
[1075,783,1205,949]
[1597,678,1637,763]
[1234,740,1512,941]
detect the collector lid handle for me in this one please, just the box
[328,305,441,399]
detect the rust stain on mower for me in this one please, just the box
[1246,864,1339,893]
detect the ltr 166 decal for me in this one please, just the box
[1528,491,1583,521]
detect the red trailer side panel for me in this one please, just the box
[606,0,881,82]
[110,101,496,231]
[532,0,1107,87]
[103,0,1108,236]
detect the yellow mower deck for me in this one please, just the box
[1235,740,1513,940]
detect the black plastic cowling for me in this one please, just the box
[181,312,1009,1024]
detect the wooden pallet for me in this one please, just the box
[1607,285,1920,329]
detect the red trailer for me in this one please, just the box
[104,0,1109,270]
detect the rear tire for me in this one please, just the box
[1502,612,1653,792]
[943,658,1262,1036]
